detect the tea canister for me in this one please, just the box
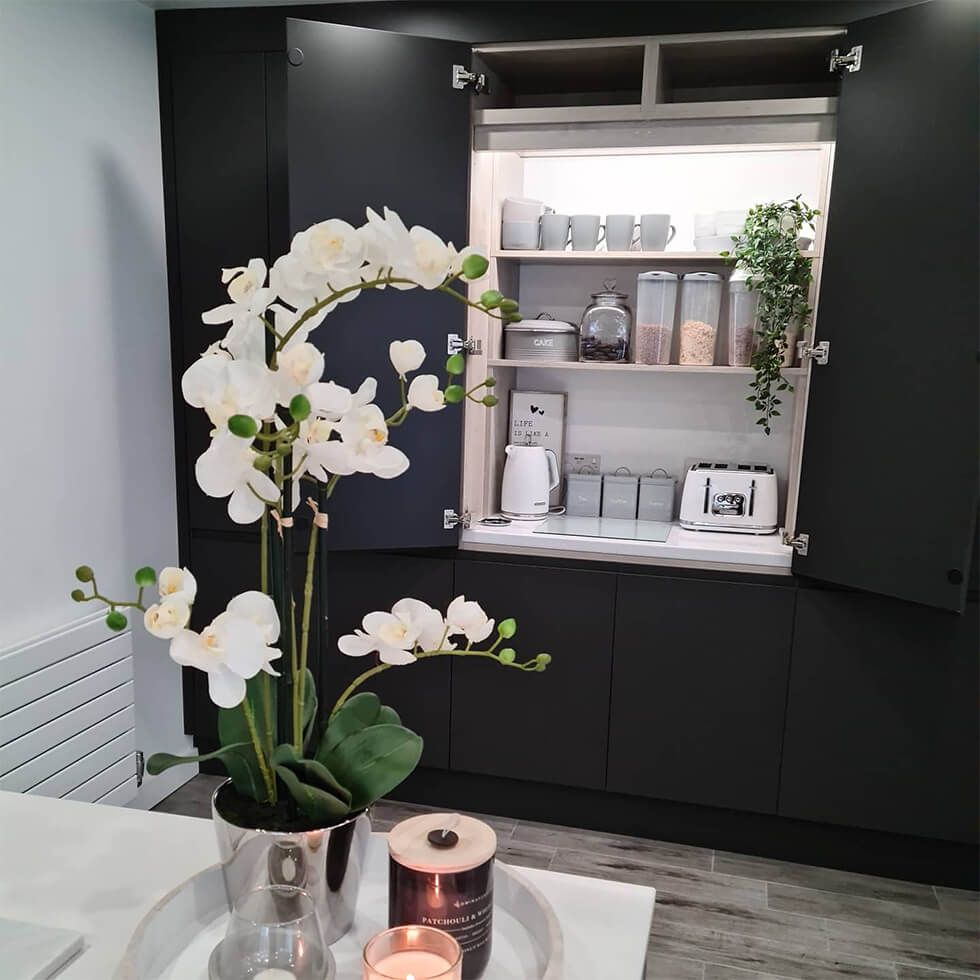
[504,314,578,361]
[565,471,602,518]
[579,280,632,362]
[388,813,497,980]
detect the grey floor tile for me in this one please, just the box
[554,849,766,907]
[934,888,980,927]
[377,798,517,839]
[151,774,224,818]
[896,967,978,980]
[647,952,705,979]
[654,891,826,947]
[703,965,795,980]
[714,851,940,909]
[496,838,555,870]
[516,819,713,871]
[826,919,979,976]
[648,921,898,980]
[768,883,978,944]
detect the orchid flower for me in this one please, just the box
[337,598,448,665]
[202,259,275,325]
[389,340,426,378]
[158,567,197,604]
[446,596,495,643]
[407,374,445,412]
[329,404,409,478]
[195,431,279,524]
[181,352,276,430]
[144,598,191,639]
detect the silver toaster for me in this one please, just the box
[679,461,779,534]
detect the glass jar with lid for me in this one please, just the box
[579,280,632,362]
[727,266,759,367]
[635,271,678,365]
[678,272,723,365]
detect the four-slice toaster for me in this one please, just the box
[679,461,779,534]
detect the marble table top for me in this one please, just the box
[0,790,656,979]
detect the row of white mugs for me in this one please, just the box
[502,212,677,252]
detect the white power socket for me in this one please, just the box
[565,453,601,474]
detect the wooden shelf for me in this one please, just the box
[488,358,806,375]
[492,249,818,263]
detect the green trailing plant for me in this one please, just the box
[723,197,819,434]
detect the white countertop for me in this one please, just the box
[0,790,655,979]
[462,517,793,572]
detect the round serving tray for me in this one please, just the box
[116,833,563,980]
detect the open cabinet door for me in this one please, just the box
[793,0,978,611]
[286,20,472,549]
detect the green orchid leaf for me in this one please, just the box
[272,743,352,807]
[377,705,401,726]
[217,699,269,801]
[300,668,318,749]
[322,724,423,812]
[315,692,382,763]
[275,764,350,823]
[146,741,252,775]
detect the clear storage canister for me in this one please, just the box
[678,272,723,365]
[634,271,678,365]
[727,266,759,367]
[579,280,632,362]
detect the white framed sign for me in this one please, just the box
[509,391,567,505]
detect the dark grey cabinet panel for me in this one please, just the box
[779,589,980,843]
[323,552,454,768]
[608,575,795,814]
[450,561,616,790]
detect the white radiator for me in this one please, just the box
[0,613,138,805]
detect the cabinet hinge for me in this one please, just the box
[784,532,810,557]
[452,65,487,93]
[136,750,145,787]
[798,339,830,365]
[448,333,482,356]
[444,508,471,530]
[829,45,862,74]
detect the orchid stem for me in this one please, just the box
[241,698,276,802]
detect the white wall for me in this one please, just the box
[0,1,194,806]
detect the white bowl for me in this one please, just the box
[501,220,540,250]
[502,196,545,222]
[694,212,716,237]
[715,209,748,234]
[694,235,735,253]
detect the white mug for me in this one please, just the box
[501,220,540,250]
[605,214,638,252]
[639,214,676,251]
[570,214,604,251]
[540,213,571,251]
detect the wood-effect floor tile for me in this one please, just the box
[516,820,713,871]
[934,887,980,927]
[895,967,979,980]
[768,883,978,944]
[553,849,766,907]
[375,798,517,839]
[648,921,899,980]
[151,774,224,819]
[496,838,555,870]
[703,965,795,980]
[646,952,706,979]
[714,851,940,909]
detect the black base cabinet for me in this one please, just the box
[608,574,795,814]
[450,560,616,790]
[779,588,980,845]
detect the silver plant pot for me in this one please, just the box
[211,779,371,944]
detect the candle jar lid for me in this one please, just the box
[388,813,497,874]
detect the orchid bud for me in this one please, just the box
[481,395,499,408]
[484,376,497,388]
[461,254,489,280]
[445,353,466,376]
[499,299,519,314]
[535,653,552,671]
[479,289,502,309]
[228,414,258,438]
[289,393,311,421]
[74,565,94,582]
[134,566,156,588]
[497,618,517,638]
[499,648,516,664]
[444,385,465,404]
[105,610,127,632]
[70,589,85,602]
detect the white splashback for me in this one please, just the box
[521,148,823,251]
[515,367,794,517]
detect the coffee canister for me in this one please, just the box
[388,813,497,980]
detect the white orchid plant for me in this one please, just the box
[69,208,550,827]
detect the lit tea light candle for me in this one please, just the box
[363,925,462,980]
[252,971,297,980]
[371,950,453,978]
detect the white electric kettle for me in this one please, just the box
[501,445,560,520]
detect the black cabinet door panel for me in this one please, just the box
[323,552,454,768]
[793,1,978,610]
[286,20,471,550]
[608,575,795,814]
[779,589,979,843]
[450,561,616,790]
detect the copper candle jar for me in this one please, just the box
[388,813,497,980]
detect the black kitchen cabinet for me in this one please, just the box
[450,560,616,790]
[779,589,980,844]
[322,552,455,768]
[608,574,796,813]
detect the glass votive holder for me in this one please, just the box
[363,926,463,980]
[208,884,335,980]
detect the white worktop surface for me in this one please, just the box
[462,517,793,572]
[0,790,656,979]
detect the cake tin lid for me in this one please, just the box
[683,272,722,282]
[637,270,678,281]
[388,813,497,873]
[506,315,576,333]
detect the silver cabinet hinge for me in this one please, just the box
[444,508,471,530]
[452,64,487,93]
[784,532,810,557]
[798,339,830,365]
[829,45,862,74]
[136,750,145,787]
[448,333,482,356]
